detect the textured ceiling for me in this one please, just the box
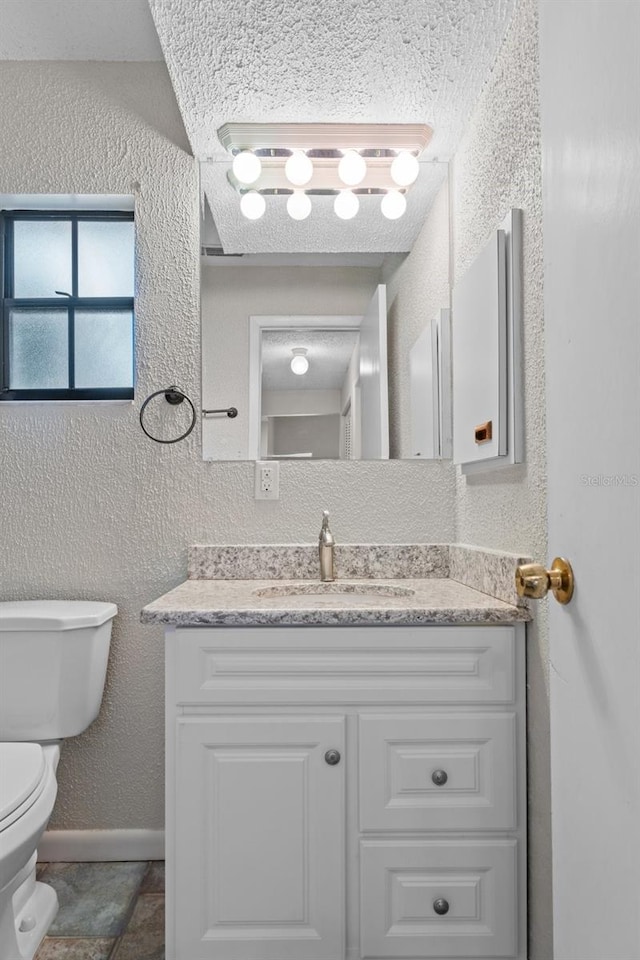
[0,0,518,253]
[0,0,163,60]
[150,0,517,253]
[262,329,359,391]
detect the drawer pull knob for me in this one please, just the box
[432,769,448,786]
[324,749,341,765]
[433,898,450,916]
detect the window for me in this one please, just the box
[1,210,134,400]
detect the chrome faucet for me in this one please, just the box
[318,510,335,582]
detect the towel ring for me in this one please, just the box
[139,386,196,444]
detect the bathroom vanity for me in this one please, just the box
[142,544,529,960]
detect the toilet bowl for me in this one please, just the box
[0,744,59,959]
[0,601,117,960]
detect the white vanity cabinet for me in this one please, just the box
[165,623,527,960]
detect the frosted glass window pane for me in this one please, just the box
[13,221,72,298]
[78,221,134,297]
[9,309,69,388]
[74,310,133,388]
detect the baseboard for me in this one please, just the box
[38,829,165,862]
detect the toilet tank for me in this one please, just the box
[0,601,117,741]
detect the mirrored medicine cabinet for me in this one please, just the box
[199,159,453,463]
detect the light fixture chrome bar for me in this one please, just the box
[218,122,433,153]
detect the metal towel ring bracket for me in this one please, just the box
[139,386,197,444]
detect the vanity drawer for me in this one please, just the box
[359,713,517,831]
[171,625,516,706]
[360,838,518,958]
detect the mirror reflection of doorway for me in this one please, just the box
[249,286,388,460]
[259,327,360,460]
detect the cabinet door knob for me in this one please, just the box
[433,897,450,916]
[431,769,448,786]
[324,749,341,765]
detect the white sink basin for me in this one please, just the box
[252,582,416,600]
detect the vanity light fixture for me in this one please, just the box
[290,347,309,375]
[240,190,266,220]
[219,123,433,222]
[334,191,359,220]
[285,150,314,186]
[287,192,312,220]
[381,189,407,220]
[232,150,262,184]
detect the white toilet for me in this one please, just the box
[0,600,117,960]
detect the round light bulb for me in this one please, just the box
[232,150,261,185]
[334,191,359,220]
[285,151,313,186]
[287,192,312,221]
[380,190,407,220]
[290,354,309,375]
[290,348,309,375]
[338,149,366,186]
[240,191,266,220]
[390,150,419,187]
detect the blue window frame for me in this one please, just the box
[1,210,135,401]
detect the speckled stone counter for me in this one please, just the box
[187,543,530,605]
[142,543,530,627]
[141,576,529,628]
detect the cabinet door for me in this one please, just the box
[452,230,507,465]
[174,715,345,960]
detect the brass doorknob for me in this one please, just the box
[515,557,574,605]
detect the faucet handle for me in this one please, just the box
[319,510,335,546]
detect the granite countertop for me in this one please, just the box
[141,576,529,627]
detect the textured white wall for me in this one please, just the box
[0,62,455,833]
[450,2,552,956]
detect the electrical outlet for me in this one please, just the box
[255,460,280,500]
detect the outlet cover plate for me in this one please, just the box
[255,460,280,500]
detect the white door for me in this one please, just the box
[539,2,640,957]
[175,716,345,960]
[359,284,389,459]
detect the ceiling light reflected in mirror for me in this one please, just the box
[381,191,407,220]
[290,348,309,375]
[334,192,359,220]
[286,193,312,221]
[239,191,265,220]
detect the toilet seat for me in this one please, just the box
[0,743,47,832]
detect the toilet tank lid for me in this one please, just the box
[0,600,118,631]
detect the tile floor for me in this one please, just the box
[33,861,164,960]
